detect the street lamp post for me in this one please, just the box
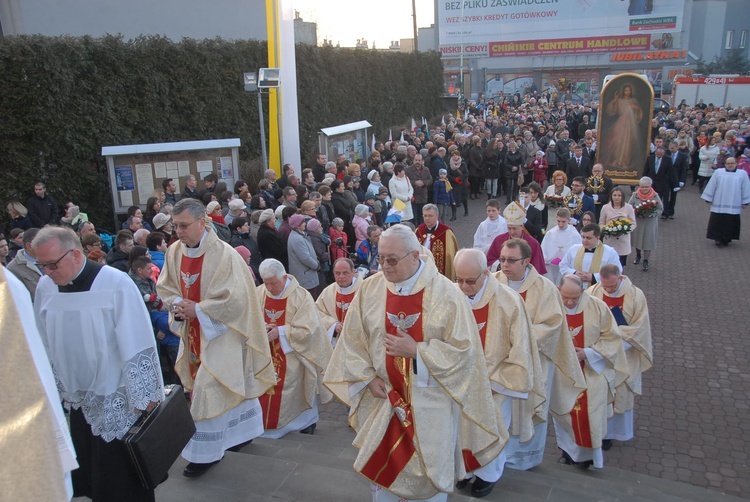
[244,72,268,171]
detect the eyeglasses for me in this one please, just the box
[454,272,484,286]
[498,257,525,264]
[173,219,201,231]
[36,249,74,271]
[375,252,411,267]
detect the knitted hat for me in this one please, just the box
[306,219,321,232]
[206,201,221,214]
[258,208,275,224]
[289,214,305,228]
[368,170,379,181]
[228,199,246,211]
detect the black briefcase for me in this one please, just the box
[123,384,196,489]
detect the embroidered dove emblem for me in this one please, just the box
[336,301,351,311]
[569,326,583,337]
[181,271,200,289]
[265,309,284,323]
[387,312,421,332]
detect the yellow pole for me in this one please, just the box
[265,0,281,175]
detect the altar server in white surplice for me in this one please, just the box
[33,227,164,501]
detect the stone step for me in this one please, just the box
[151,419,744,502]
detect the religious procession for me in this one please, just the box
[6,88,749,502]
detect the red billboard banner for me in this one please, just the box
[489,35,651,57]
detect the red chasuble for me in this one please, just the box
[566,312,593,448]
[415,224,452,276]
[335,291,356,323]
[461,303,491,472]
[179,255,204,381]
[360,290,424,488]
[258,297,288,430]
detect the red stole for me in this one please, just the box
[602,294,629,327]
[335,290,356,323]
[566,312,593,448]
[461,303,490,472]
[360,290,424,488]
[416,224,451,276]
[179,255,204,381]
[258,296,288,430]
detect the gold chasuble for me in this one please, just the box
[0,269,68,501]
[550,293,628,450]
[495,267,586,417]
[588,278,652,414]
[415,223,458,279]
[257,277,333,431]
[324,260,504,500]
[469,275,545,444]
[157,229,275,421]
[316,276,364,335]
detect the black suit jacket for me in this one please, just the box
[669,151,689,184]
[642,154,677,194]
[565,156,592,180]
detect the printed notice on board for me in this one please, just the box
[217,156,234,179]
[196,160,213,173]
[135,163,155,204]
[115,165,135,191]
[120,191,134,206]
[154,162,167,179]
[178,161,190,177]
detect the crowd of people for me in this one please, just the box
[2,95,749,501]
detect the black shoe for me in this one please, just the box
[642,260,649,271]
[471,477,496,498]
[601,439,613,451]
[455,478,470,490]
[183,459,221,478]
[576,460,593,470]
[559,451,573,465]
[668,215,674,219]
[633,256,641,265]
[660,215,668,220]
[227,439,253,452]
[715,240,724,247]
[299,423,316,435]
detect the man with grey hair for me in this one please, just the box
[552,274,627,469]
[415,203,458,279]
[158,198,274,477]
[256,258,332,437]
[316,257,363,346]
[6,227,42,300]
[133,228,150,247]
[324,225,505,501]
[453,248,541,497]
[33,226,163,500]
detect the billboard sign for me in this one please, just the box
[439,0,684,58]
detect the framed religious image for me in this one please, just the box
[596,73,654,185]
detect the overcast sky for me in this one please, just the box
[293,0,436,48]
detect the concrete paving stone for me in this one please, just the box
[270,462,370,501]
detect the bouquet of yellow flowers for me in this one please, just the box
[545,193,565,209]
[601,217,634,238]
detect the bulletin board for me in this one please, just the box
[102,139,241,219]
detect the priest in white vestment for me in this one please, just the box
[540,207,580,286]
[495,238,586,470]
[33,227,164,500]
[316,257,364,347]
[453,249,543,498]
[552,275,628,469]
[700,157,750,246]
[559,223,621,288]
[2,265,77,501]
[158,199,275,477]
[257,259,333,438]
[589,265,652,448]
[324,225,505,502]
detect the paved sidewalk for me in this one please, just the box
[319,184,750,498]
